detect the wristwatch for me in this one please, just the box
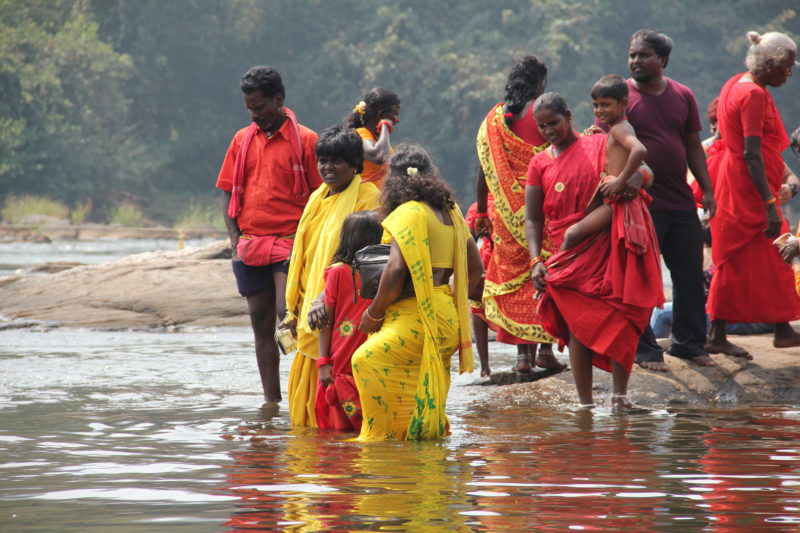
[789,183,799,197]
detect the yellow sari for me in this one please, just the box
[352,201,473,441]
[285,176,380,427]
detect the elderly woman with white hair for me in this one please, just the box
[705,31,800,359]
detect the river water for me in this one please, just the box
[1,240,800,531]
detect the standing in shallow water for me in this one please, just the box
[283,126,381,427]
[353,144,484,440]
[525,92,663,409]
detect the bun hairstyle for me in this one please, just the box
[744,30,798,71]
[381,143,456,218]
[345,87,401,128]
[533,91,570,118]
[503,55,548,126]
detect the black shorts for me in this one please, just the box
[231,259,289,297]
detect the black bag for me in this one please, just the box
[353,244,415,302]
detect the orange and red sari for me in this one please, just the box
[476,103,553,343]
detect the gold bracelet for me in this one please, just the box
[765,196,777,206]
[530,256,544,268]
[365,308,385,322]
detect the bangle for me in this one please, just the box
[765,196,777,206]
[378,120,394,134]
[317,356,332,367]
[365,307,385,322]
[474,212,489,218]
[530,256,544,268]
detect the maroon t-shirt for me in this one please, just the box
[598,78,702,211]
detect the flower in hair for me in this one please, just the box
[354,101,367,116]
[406,167,419,177]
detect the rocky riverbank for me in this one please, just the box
[0,222,226,242]
[0,240,249,329]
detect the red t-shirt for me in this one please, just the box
[216,120,322,236]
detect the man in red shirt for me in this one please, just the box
[216,66,321,405]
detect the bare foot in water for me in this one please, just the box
[704,340,753,360]
[611,395,633,413]
[774,323,800,348]
[636,360,668,372]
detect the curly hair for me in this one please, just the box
[503,55,548,125]
[345,87,401,128]
[240,65,284,98]
[380,144,456,219]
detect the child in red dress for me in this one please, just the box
[315,210,383,431]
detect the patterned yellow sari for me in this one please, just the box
[352,201,473,441]
[285,176,380,427]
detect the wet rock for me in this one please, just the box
[489,367,567,385]
[486,335,800,407]
[0,240,248,329]
[26,261,86,274]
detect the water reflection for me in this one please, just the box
[1,330,800,531]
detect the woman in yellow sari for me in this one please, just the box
[284,126,381,427]
[354,144,485,441]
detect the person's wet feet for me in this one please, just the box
[636,360,668,372]
[259,401,280,419]
[512,357,533,373]
[535,348,567,370]
[704,340,753,360]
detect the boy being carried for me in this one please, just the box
[561,74,650,250]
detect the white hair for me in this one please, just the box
[745,31,797,71]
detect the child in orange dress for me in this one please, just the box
[315,211,383,431]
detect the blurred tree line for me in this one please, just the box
[1,0,798,223]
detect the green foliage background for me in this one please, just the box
[1,0,798,222]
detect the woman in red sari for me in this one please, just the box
[524,93,663,409]
[706,31,800,358]
[475,55,561,372]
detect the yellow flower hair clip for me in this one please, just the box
[406,167,419,177]
[354,101,367,116]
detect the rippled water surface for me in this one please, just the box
[2,329,800,532]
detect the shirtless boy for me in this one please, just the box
[560,74,648,250]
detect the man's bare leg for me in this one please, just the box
[472,314,491,377]
[568,334,594,406]
[774,322,800,348]
[246,279,282,403]
[705,319,752,360]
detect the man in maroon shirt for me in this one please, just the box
[625,30,717,371]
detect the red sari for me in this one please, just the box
[314,263,369,431]
[526,134,664,373]
[707,73,800,323]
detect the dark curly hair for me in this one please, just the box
[503,55,548,126]
[345,87,401,128]
[240,65,284,98]
[380,144,456,219]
